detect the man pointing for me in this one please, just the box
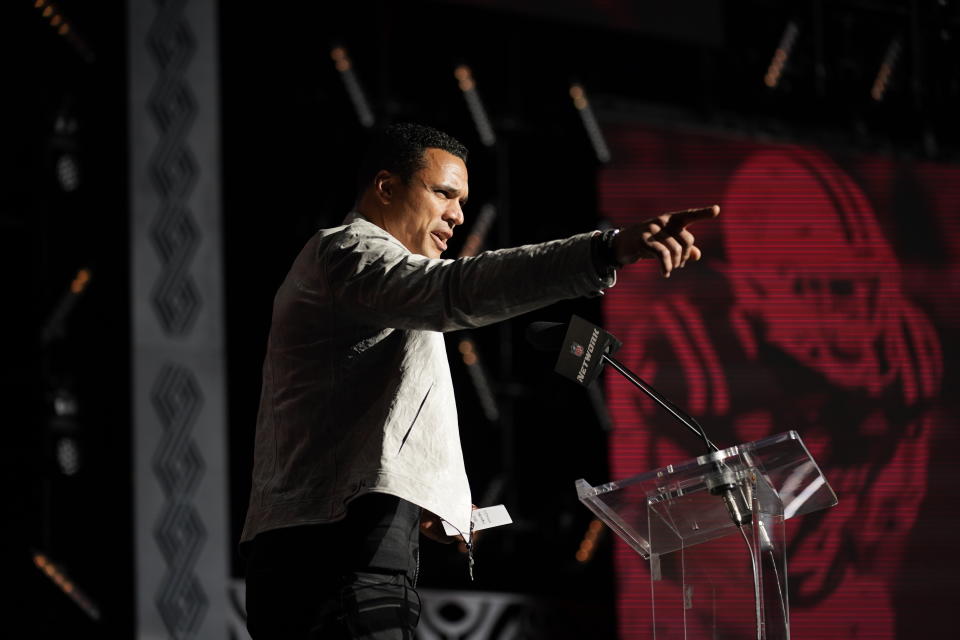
[241,122,718,639]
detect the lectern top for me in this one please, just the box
[576,430,837,558]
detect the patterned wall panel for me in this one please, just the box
[224,581,607,640]
[129,0,228,637]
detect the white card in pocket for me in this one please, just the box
[442,504,513,537]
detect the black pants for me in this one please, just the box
[244,493,422,639]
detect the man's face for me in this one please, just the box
[380,147,468,259]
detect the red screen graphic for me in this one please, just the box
[599,125,960,639]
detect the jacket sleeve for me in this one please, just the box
[318,220,615,332]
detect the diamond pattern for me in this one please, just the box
[150,204,201,266]
[147,5,195,73]
[155,501,207,566]
[150,362,208,637]
[148,80,197,137]
[151,270,201,336]
[144,2,208,636]
[153,438,204,498]
[151,363,203,431]
[156,571,208,639]
[149,144,198,202]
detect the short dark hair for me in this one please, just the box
[356,122,468,193]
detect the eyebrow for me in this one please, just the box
[434,183,469,204]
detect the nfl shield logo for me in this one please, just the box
[570,342,584,357]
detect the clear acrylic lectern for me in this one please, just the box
[576,431,837,640]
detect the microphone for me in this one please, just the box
[528,321,616,430]
[526,317,622,387]
[526,316,715,450]
[530,316,750,528]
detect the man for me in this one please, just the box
[241,123,717,638]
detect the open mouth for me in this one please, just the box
[431,231,448,252]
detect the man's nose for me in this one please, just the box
[444,202,464,227]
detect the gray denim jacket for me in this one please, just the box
[241,215,615,541]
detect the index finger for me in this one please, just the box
[663,205,720,229]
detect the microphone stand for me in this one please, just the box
[602,355,719,453]
[600,353,750,525]
[600,352,774,640]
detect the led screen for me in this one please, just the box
[600,124,959,638]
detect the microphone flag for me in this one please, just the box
[553,315,622,387]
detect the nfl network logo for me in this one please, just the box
[570,342,584,358]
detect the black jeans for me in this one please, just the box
[244,493,422,639]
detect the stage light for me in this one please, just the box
[458,336,498,421]
[70,268,91,293]
[32,551,101,620]
[329,45,375,128]
[49,387,83,476]
[56,153,80,192]
[32,1,96,63]
[453,65,496,147]
[41,267,93,344]
[459,339,479,366]
[871,37,902,102]
[53,389,78,417]
[50,107,81,193]
[576,519,606,563]
[453,203,500,422]
[459,203,496,259]
[330,46,350,71]
[570,85,585,107]
[54,111,77,136]
[70,268,91,294]
[569,83,611,163]
[55,436,81,476]
[454,65,475,91]
[764,21,799,89]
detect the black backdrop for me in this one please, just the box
[4,0,959,637]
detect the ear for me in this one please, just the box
[373,170,397,205]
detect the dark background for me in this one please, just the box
[2,0,958,637]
